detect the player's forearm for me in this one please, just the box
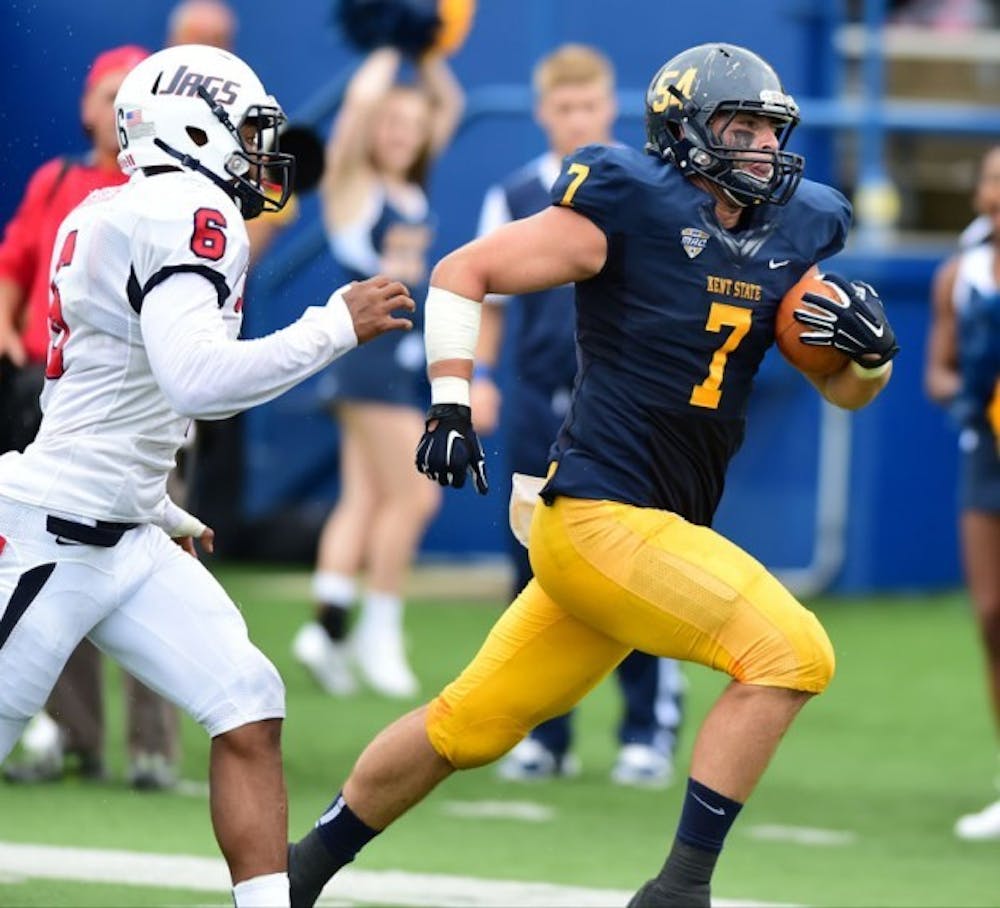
[425,284,480,405]
[811,361,892,410]
[142,276,357,419]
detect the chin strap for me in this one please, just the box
[151,138,263,219]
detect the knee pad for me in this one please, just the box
[200,650,286,737]
[426,696,528,770]
[736,608,836,694]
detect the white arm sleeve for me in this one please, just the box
[141,271,358,420]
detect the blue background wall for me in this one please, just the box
[1,0,963,591]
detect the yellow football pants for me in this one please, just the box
[427,495,835,769]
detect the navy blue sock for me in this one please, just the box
[288,792,378,906]
[676,777,743,853]
[629,779,745,907]
[319,604,349,641]
[315,791,378,862]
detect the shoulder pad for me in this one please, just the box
[550,145,639,237]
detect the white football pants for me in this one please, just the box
[0,496,284,761]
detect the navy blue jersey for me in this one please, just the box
[953,243,1000,429]
[482,156,577,395]
[541,144,851,525]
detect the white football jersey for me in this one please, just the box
[0,171,248,521]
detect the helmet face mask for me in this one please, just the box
[114,44,294,219]
[645,44,804,207]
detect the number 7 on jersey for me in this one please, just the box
[689,303,752,409]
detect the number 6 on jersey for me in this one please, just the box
[46,229,78,380]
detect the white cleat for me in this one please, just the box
[352,622,419,699]
[292,622,358,696]
[955,798,1000,840]
[610,743,674,789]
[21,711,61,757]
[496,737,581,782]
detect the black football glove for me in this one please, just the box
[415,403,489,494]
[794,273,900,368]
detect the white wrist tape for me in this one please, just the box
[425,286,481,407]
[850,360,892,380]
[159,499,207,538]
[424,285,481,365]
[431,375,471,406]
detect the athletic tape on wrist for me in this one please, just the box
[431,375,471,406]
[850,360,892,380]
[424,286,481,365]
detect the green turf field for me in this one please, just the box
[1,564,998,906]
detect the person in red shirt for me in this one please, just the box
[0,46,148,449]
[0,46,182,791]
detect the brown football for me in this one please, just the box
[775,274,851,377]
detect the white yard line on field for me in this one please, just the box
[746,824,857,846]
[0,841,797,907]
[440,799,556,822]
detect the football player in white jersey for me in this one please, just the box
[0,44,413,908]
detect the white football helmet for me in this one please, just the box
[113,44,294,219]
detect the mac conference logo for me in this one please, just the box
[680,227,709,259]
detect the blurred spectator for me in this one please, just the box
[166,0,237,48]
[166,0,295,265]
[889,0,996,28]
[925,144,1000,840]
[0,46,182,791]
[471,44,684,788]
[292,46,463,699]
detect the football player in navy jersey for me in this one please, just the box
[473,44,684,788]
[289,43,899,907]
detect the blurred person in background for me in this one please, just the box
[472,44,683,788]
[888,0,996,29]
[288,42,899,908]
[166,0,301,265]
[0,45,185,792]
[925,144,1000,840]
[292,43,463,699]
[166,0,237,48]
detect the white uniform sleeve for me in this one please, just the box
[477,184,512,307]
[141,271,358,419]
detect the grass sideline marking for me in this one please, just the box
[0,841,795,906]
[440,799,556,822]
[747,825,857,846]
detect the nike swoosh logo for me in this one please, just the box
[856,312,885,338]
[768,259,790,269]
[692,792,726,816]
[317,796,346,827]
[445,430,462,463]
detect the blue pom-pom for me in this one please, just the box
[336,0,440,55]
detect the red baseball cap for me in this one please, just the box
[84,45,150,93]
